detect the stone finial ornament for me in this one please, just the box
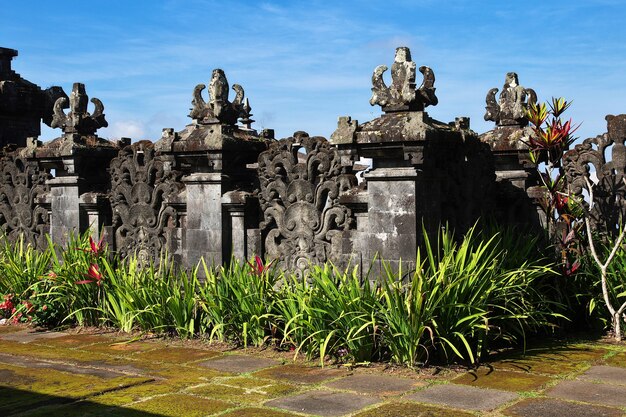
[484,72,537,127]
[50,83,108,135]
[369,46,438,112]
[188,69,253,126]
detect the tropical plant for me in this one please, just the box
[199,256,277,347]
[276,263,379,365]
[378,225,560,365]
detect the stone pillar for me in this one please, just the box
[80,192,109,241]
[183,173,223,268]
[364,167,418,273]
[48,176,80,247]
[222,191,249,262]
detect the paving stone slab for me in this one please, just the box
[34,333,115,347]
[488,356,583,376]
[405,383,517,411]
[133,346,220,364]
[503,397,624,417]
[548,380,626,408]
[353,401,475,417]
[199,355,280,373]
[452,367,552,391]
[127,393,232,416]
[324,374,422,396]
[0,363,151,415]
[0,329,68,343]
[265,390,380,417]
[0,352,132,379]
[220,407,301,417]
[580,365,626,385]
[254,364,347,384]
[78,340,159,356]
[188,375,297,404]
[0,325,26,334]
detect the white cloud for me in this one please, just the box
[104,120,146,140]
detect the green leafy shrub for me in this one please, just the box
[276,264,379,365]
[199,256,277,347]
[0,225,564,366]
[0,236,52,296]
[378,225,561,365]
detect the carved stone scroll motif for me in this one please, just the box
[258,133,357,277]
[188,69,253,126]
[369,46,438,112]
[50,83,108,135]
[484,72,537,127]
[564,114,626,234]
[0,149,50,247]
[109,142,183,262]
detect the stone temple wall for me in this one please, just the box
[1,46,622,278]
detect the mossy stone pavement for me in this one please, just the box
[1,325,626,416]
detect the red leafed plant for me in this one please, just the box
[526,98,583,278]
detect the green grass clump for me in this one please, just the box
[0,225,564,366]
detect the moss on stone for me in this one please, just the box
[605,352,626,368]
[127,393,232,416]
[0,325,26,334]
[135,363,224,386]
[0,362,150,414]
[34,333,117,348]
[490,356,583,375]
[91,381,182,406]
[133,346,221,364]
[16,400,150,417]
[188,376,297,405]
[253,364,346,384]
[452,367,552,392]
[353,402,476,417]
[0,339,134,368]
[83,340,160,356]
[489,346,609,376]
[220,407,301,417]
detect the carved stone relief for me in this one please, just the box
[258,133,357,277]
[564,114,626,234]
[109,142,183,262]
[0,148,50,247]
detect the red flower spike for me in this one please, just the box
[247,255,275,276]
[76,264,104,286]
[89,235,106,255]
[77,235,106,256]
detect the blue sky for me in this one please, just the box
[2,0,625,143]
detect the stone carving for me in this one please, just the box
[189,69,253,126]
[0,148,50,246]
[258,133,357,276]
[109,142,183,262]
[369,46,438,112]
[50,83,108,135]
[484,72,537,126]
[564,114,626,234]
